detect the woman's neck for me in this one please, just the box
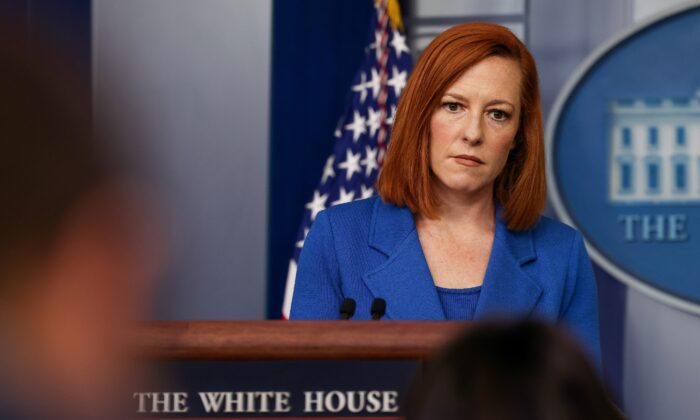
[420,182,496,232]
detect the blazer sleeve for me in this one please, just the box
[560,231,602,371]
[289,210,343,320]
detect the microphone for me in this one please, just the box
[371,298,386,320]
[339,298,356,320]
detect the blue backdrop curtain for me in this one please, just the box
[267,0,382,318]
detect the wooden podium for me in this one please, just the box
[135,321,469,359]
[132,321,468,418]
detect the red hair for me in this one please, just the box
[376,22,545,230]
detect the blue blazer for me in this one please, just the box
[290,197,601,366]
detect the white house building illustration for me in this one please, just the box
[609,89,700,203]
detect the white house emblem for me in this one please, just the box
[609,91,700,204]
[548,4,700,314]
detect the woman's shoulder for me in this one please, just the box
[313,196,382,238]
[322,195,380,220]
[316,196,411,247]
[308,196,390,254]
[529,214,583,248]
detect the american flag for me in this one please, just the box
[281,0,413,318]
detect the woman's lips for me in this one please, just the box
[453,154,484,167]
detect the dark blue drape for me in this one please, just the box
[267,1,376,318]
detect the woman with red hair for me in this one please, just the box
[290,22,600,366]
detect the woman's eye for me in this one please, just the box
[443,102,462,112]
[488,109,510,122]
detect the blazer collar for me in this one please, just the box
[364,198,542,320]
[473,206,542,319]
[367,197,416,257]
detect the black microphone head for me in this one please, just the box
[371,298,386,320]
[339,298,356,320]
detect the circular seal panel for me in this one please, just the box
[547,3,700,314]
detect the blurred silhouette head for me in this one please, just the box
[405,320,623,420]
[0,37,161,419]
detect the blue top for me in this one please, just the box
[290,197,601,369]
[436,286,481,320]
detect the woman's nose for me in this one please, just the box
[462,113,483,145]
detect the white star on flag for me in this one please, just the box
[338,149,362,181]
[344,111,367,142]
[387,105,397,125]
[366,107,381,138]
[391,30,410,58]
[360,185,375,199]
[305,190,328,221]
[321,156,335,184]
[370,30,384,60]
[295,228,310,248]
[367,67,381,99]
[387,66,407,97]
[361,146,379,177]
[331,187,355,206]
[352,72,368,103]
[334,115,344,138]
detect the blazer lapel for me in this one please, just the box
[362,199,445,320]
[360,198,542,320]
[474,209,542,319]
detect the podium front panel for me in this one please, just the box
[131,321,468,419]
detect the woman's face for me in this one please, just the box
[429,56,522,200]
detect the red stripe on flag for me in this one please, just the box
[374,0,392,165]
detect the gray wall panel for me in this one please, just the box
[624,288,700,420]
[93,0,271,319]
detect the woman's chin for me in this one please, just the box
[436,181,494,201]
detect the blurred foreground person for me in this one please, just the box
[406,321,624,420]
[0,40,162,419]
